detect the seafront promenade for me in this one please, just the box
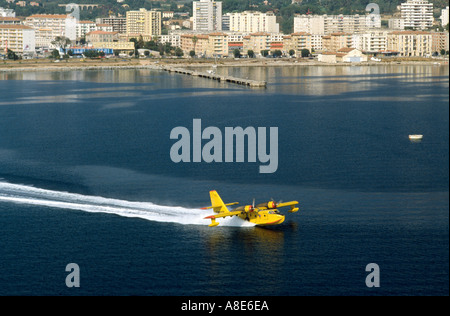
[1,56,447,73]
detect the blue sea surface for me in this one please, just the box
[0,65,448,296]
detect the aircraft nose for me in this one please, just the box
[276,215,285,224]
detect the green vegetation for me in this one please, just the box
[7,49,19,60]
[49,49,59,59]
[271,49,282,57]
[83,50,106,58]
[300,48,310,57]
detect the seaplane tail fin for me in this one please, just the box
[209,190,229,213]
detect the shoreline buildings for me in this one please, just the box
[0,2,449,60]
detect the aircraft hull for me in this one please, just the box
[238,210,285,226]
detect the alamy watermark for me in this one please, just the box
[170,119,278,174]
[365,263,380,288]
[65,263,80,288]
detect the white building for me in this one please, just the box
[400,0,434,30]
[0,24,35,54]
[76,21,114,39]
[158,34,181,47]
[388,18,405,30]
[354,30,388,53]
[76,21,96,39]
[441,6,449,28]
[294,14,380,35]
[193,0,222,32]
[293,15,325,34]
[24,14,77,48]
[310,34,323,51]
[224,11,279,33]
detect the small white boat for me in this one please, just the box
[409,134,423,140]
[371,57,381,62]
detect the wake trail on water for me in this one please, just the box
[0,182,254,227]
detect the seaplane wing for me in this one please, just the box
[204,211,243,227]
[277,201,300,213]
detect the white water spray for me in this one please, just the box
[0,182,254,227]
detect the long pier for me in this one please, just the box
[160,66,267,88]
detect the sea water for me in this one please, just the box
[0,65,448,295]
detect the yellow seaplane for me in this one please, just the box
[202,190,299,227]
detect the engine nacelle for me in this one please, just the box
[244,205,254,212]
[235,205,255,212]
[256,201,277,209]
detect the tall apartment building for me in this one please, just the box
[126,8,161,37]
[294,14,380,35]
[193,0,222,32]
[224,11,279,33]
[387,31,432,57]
[24,14,77,48]
[441,6,449,27]
[0,24,35,54]
[97,15,127,34]
[400,0,433,30]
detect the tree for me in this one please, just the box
[137,35,145,50]
[192,35,198,53]
[441,49,446,56]
[289,49,295,57]
[233,48,241,58]
[272,50,282,57]
[7,49,19,61]
[247,50,255,58]
[175,47,184,57]
[301,48,310,58]
[261,50,269,57]
[51,36,71,55]
[145,40,158,51]
[50,49,60,59]
[189,50,196,58]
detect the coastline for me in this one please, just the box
[0,57,448,73]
